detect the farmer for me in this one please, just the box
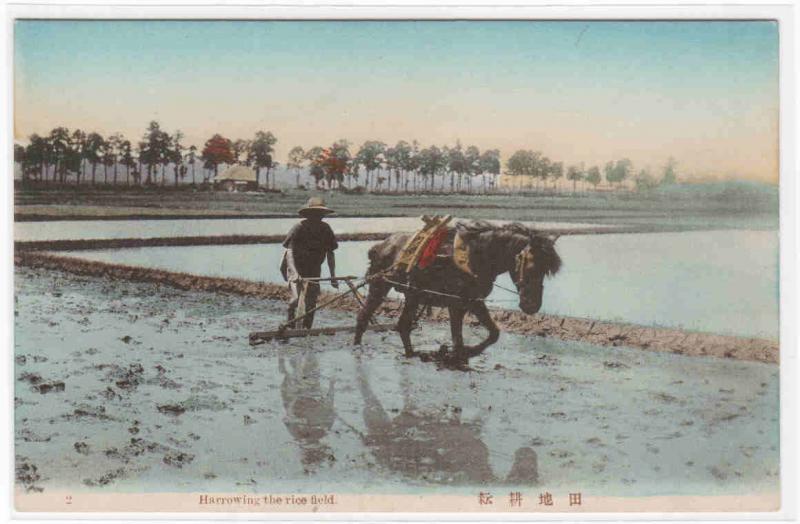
[281,197,339,328]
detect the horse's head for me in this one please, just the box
[510,234,562,314]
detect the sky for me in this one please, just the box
[14,20,779,183]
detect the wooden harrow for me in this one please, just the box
[248,275,395,345]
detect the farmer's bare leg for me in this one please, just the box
[285,249,303,328]
[457,302,500,360]
[397,296,420,358]
[448,304,466,351]
[287,280,302,328]
[354,279,391,344]
[301,282,320,329]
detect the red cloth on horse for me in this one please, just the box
[417,227,449,269]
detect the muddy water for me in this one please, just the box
[14,267,779,496]
[15,217,614,242]
[56,230,779,339]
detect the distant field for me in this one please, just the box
[14,183,778,230]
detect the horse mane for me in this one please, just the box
[455,220,562,276]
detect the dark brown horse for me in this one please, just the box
[354,221,562,364]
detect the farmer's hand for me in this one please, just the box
[330,279,339,289]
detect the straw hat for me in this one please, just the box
[298,197,335,217]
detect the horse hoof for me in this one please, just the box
[442,352,470,370]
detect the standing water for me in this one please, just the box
[55,230,778,339]
[15,217,618,242]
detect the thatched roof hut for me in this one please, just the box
[216,165,257,183]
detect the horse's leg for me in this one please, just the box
[353,278,390,345]
[448,304,466,352]
[457,301,500,360]
[397,296,420,358]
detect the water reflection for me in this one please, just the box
[279,352,336,474]
[356,360,538,485]
[57,229,780,338]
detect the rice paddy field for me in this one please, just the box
[13,185,782,507]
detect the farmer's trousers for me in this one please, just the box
[285,249,321,329]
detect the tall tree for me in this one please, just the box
[566,165,583,193]
[22,135,45,182]
[662,156,678,185]
[506,149,530,177]
[613,158,633,188]
[549,161,564,191]
[48,127,71,184]
[101,136,116,184]
[232,139,249,166]
[119,139,135,186]
[408,140,421,192]
[306,146,325,188]
[84,132,105,185]
[635,168,657,191]
[186,145,198,185]
[586,165,602,190]
[479,149,500,192]
[70,129,86,184]
[107,133,125,186]
[287,146,306,188]
[464,145,481,193]
[383,144,398,192]
[25,134,48,182]
[446,142,466,192]
[321,140,351,189]
[14,144,25,166]
[392,141,413,192]
[171,131,185,187]
[355,141,385,191]
[201,134,235,179]
[603,160,616,188]
[140,121,169,185]
[248,131,277,188]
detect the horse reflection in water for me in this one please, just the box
[279,352,336,474]
[356,360,539,485]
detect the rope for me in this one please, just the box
[382,277,485,302]
[492,282,521,296]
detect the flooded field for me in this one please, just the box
[55,230,779,339]
[14,267,779,497]
[14,217,618,242]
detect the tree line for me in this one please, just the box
[287,140,501,193]
[14,121,678,193]
[505,150,678,192]
[13,122,278,189]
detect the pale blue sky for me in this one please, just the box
[14,20,779,181]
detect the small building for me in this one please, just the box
[214,165,258,192]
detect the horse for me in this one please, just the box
[353,220,562,364]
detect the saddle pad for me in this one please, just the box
[417,227,449,269]
[395,215,452,272]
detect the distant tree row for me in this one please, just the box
[14,121,678,194]
[283,140,501,193]
[13,122,278,188]
[505,149,678,192]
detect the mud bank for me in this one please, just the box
[15,212,396,222]
[15,233,391,252]
[15,252,778,364]
[15,224,706,252]
[13,265,780,496]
